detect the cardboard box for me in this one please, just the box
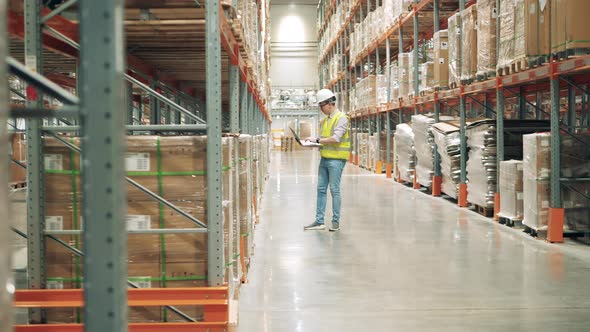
[525,0,551,57]
[9,133,27,183]
[461,4,478,81]
[433,30,449,88]
[551,0,590,53]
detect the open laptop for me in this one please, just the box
[289,127,321,147]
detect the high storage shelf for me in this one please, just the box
[1,0,271,331]
[316,0,590,243]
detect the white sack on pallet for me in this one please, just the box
[394,123,416,183]
[411,115,436,187]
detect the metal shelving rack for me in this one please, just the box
[4,0,271,330]
[317,0,590,243]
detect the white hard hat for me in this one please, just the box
[316,89,336,104]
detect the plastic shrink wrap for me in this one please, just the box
[466,122,496,208]
[432,122,462,198]
[448,13,461,87]
[461,5,478,81]
[411,115,436,187]
[394,123,416,183]
[477,0,497,77]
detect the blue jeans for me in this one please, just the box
[315,158,347,225]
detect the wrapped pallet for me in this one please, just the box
[466,121,497,208]
[358,133,369,168]
[497,0,525,71]
[432,123,462,198]
[551,0,590,54]
[368,134,377,171]
[389,63,400,101]
[477,0,497,77]
[522,133,551,230]
[498,160,524,221]
[461,4,478,82]
[448,13,461,87]
[398,53,411,99]
[420,62,434,93]
[238,135,254,264]
[433,30,449,89]
[394,123,416,183]
[411,115,435,187]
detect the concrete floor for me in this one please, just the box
[238,150,590,332]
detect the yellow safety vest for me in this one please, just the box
[320,111,351,160]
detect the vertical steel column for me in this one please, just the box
[568,86,576,132]
[385,37,392,165]
[24,1,46,323]
[519,86,526,119]
[79,0,128,330]
[536,92,543,120]
[206,0,224,286]
[457,0,467,206]
[174,96,182,125]
[0,0,13,328]
[240,81,248,134]
[550,73,563,212]
[376,113,382,168]
[433,0,440,32]
[413,2,419,115]
[496,84,505,171]
[230,66,240,133]
[398,24,404,124]
[127,82,134,125]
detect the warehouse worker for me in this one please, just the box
[304,89,351,232]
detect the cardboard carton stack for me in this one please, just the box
[433,30,449,89]
[43,136,238,322]
[551,0,590,54]
[498,160,524,221]
[461,4,478,82]
[476,0,497,77]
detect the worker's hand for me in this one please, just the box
[305,137,316,142]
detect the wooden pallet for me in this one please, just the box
[433,85,450,92]
[498,216,523,228]
[9,181,26,190]
[476,70,496,82]
[554,48,590,61]
[474,204,494,218]
[449,82,458,89]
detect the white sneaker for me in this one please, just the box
[304,222,325,230]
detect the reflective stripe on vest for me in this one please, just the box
[320,111,351,160]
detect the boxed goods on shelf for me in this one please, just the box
[357,133,369,168]
[394,123,416,183]
[238,135,254,261]
[522,133,551,230]
[477,0,497,77]
[43,135,239,322]
[9,133,26,184]
[369,135,377,171]
[522,132,590,231]
[389,63,400,101]
[461,4,478,82]
[525,0,551,58]
[432,122,462,198]
[353,75,387,110]
[551,0,590,54]
[411,115,436,187]
[420,62,434,93]
[497,0,525,72]
[398,53,411,99]
[433,30,449,89]
[448,13,461,87]
[498,160,524,220]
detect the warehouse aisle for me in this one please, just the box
[238,151,590,332]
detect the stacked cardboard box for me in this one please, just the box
[420,62,434,93]
[525,0,551,58]
[522,133,551,230]
[9,133,26,184]
[43,136,237,322]
[238,135,254,265]
[357,133,369,168]
[461,4,478,81]
[551,0,590,54]
[498,160,524,220]
[433,30,449,89]
[398,53,411,98]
